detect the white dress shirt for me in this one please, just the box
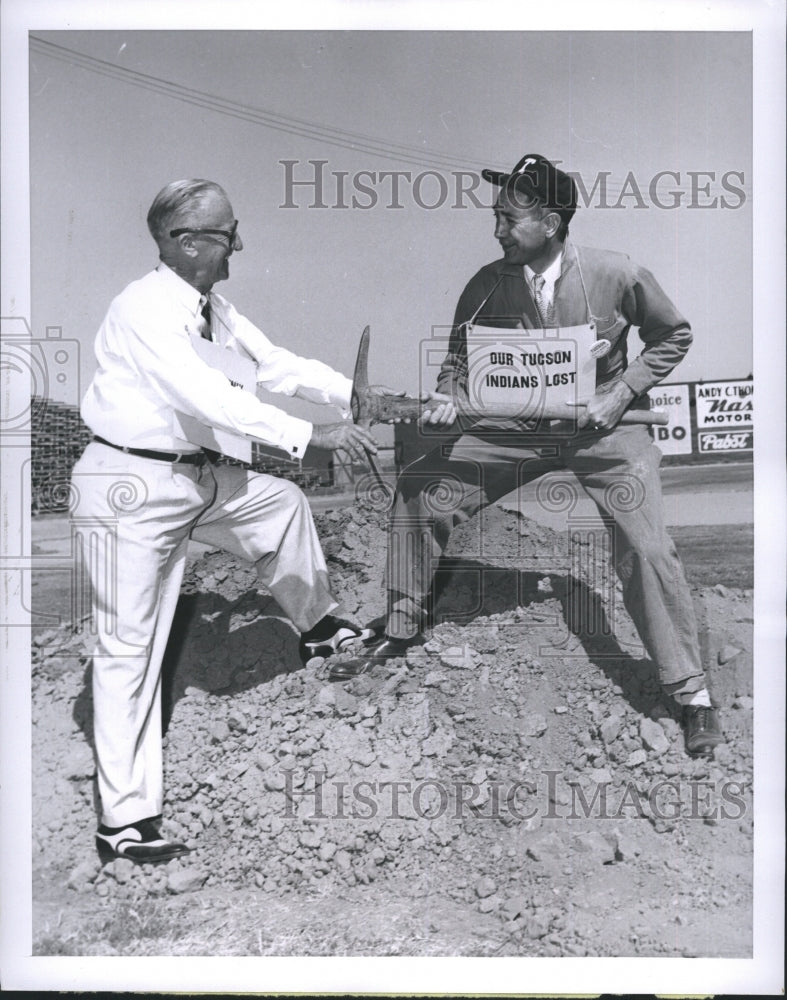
[81,263,352,458]
[524,251,564,314]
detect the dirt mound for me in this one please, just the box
[31,500,753,956]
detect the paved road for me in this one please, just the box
[502,461,753,530]
[31,462,753,555]
[27,462,752,630]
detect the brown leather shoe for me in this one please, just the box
[328,634,423,681]
[683,705,724,757]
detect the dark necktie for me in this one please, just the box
[199,296,212,341]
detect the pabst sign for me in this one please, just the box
[698,431,753,452]
[695,380,753,429]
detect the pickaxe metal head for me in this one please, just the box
[351,325,422,427]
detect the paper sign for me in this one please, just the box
[173,336,258,462]
[465,324,597,418]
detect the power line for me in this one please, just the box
[29,35,751,200]
[29,35,486,174]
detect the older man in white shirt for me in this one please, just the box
[72,178,381,864]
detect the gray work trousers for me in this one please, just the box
[386,424,702,688]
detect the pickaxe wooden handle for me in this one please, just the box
[351,325,669,430]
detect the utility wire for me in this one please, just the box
[29,35,487,174]
[30,35,751,199]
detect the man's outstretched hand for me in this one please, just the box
[419,391,458,426]
[310,421,379,463]
[365,385,415,423]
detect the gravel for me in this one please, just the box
[31,497,754,956]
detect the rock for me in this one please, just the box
[319,841,337,861]
[64,741,95,780]
[316,686,336,707]
[424,670,449,687]
[524,713,548,738]
[333,688,359,717]
[298,736,319,755]
[588,767,613,785]
[626,749,648,767]
[525,916,549,939]
[256,751,276,771]
[351,748,377,767]
[501,894,530,920]
[167,868,207,894]
[67,858,102,890]
[474,876,497,898]
[352,675,375,697]
[718,644,743,665]
[422,726,454,757]
[440,645,476,670]
[209,721,231,744]
[472,627,500,653]
[554,705,568,715]
[713,584,730,597]
[611,827,641,861]
[398,647,423,670]
[640,717,670,755]
[107,858,136,884]
[299,829,323,849]
[732,696,754,711]
[263,771,287,792]
[227,711,247,732]
[334,850,352,872]
[600,717,622,745]
[572,831,616,864]
[526,833,565,862]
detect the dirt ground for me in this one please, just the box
[30,499,753,957]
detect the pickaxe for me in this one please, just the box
[350,325,668,485]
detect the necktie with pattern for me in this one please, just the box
[532,273,553,326]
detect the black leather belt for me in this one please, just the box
[93,435,208,465]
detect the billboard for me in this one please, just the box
[694,379,753,453]
[647,383,692,455]
[695,380,754,428]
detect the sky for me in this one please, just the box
[23,27,754,412]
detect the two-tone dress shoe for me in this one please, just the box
[95,818,191,865]
[298,615,372,664]
[683,705,724,757]
[328,634,424,681]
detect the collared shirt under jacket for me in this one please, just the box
[437,241,692,402]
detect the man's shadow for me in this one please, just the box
[426,557,662,716]
[72,588,305,749]
[72,556,664,753]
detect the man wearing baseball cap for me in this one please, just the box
[333,152,723,758]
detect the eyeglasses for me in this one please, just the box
[170,220,240,247]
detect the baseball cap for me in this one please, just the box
[482,153,577,222]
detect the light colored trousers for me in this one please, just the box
[70,441,336,827]
[387,424,703,688]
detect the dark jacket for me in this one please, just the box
[437,240,692,401]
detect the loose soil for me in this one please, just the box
[30,500,753,957]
